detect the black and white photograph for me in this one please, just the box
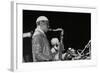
[11,2,97,71]
[23,9,91,62]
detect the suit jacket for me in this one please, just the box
[32,28,53,62]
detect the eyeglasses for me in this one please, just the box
[41,20,49,28]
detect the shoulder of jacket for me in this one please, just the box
[32,31,42,38]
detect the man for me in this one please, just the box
[32,16,53,62]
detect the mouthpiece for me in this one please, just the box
[48,29,53,31]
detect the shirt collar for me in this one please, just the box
[35,26,46,36]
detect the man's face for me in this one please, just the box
[40,20,49,32]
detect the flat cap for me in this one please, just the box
[36,16,48,23]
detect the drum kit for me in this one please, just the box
[64,40,91,60]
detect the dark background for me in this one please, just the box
[23,10,91,62]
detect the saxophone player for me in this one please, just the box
[32,16,53,62]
